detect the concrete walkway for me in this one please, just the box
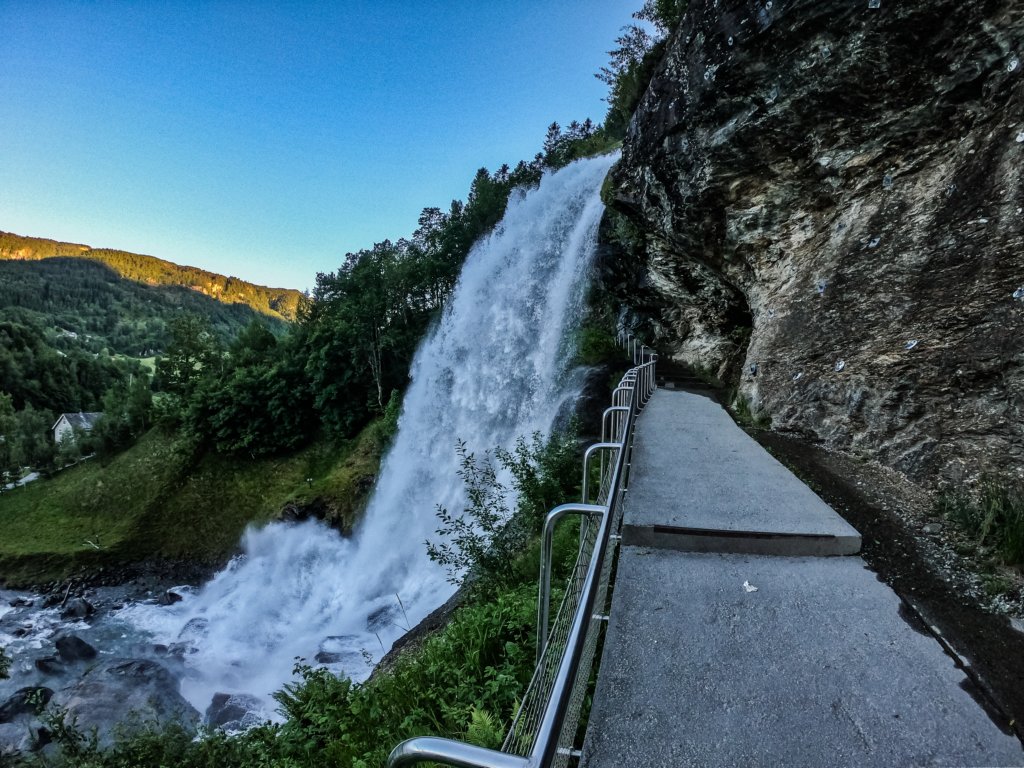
[581,389,1022,768]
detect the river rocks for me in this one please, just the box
[55,634,97,662]
[60,597,94,620]
[0,687,53,723]
[50,658,199,747]
[204,692,265,731]
[315,635,362,668]
[7,597,32,608]
[609,0,1024,487]
[366,604,396,632]
[158,589,184,605]
[33,656,64,675]
[0,722,43,759]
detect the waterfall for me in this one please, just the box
[120,152,619,716]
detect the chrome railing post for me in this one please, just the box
[581,442,621,505]
[537,503,606,662]
[388,738,530,768]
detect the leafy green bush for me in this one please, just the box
[427,428,579,593]
[575,326,621,366]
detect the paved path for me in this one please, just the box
[581,389,1022,768]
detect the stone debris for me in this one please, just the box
[1013,287,1024,300]
[834,360,846,372]
[743,580,759,593]
[1009,57,1020,73]
[905,339,919,350]
[868,0,881,7]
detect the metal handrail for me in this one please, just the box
[388,332,656,768]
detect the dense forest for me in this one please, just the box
[0,232,304,322]
[0,258,289,356]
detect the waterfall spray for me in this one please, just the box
[121,152,619,716]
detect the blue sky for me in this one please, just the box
[0,1,638,291]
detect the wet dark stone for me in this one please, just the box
[55,634,98,662]
[51,658,199,748]
[61,597,94,620]
[204,692,263,731]
[0,687,53,723]
[178,617,208,639]
[33,657,64,675]
[366,605,395,632]
[7,597,32,608]
[158,590,184,605]
[314,651,344,664]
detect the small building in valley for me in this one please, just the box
[52,412,103,445]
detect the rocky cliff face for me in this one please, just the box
[610,0,1024,486]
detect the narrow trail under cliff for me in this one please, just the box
[655,362,1024,744]
[755,432,1024,744]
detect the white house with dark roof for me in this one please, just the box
[52,412,103,445]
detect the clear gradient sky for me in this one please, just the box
[0,1,639,291]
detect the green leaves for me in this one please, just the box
[427,426,581,593]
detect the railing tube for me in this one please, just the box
[612,384,634,408]
[581,442,620,505]
[530,416,633,767]
[388,737,530,768]
[537,503,606,661]
[601,406,629,443]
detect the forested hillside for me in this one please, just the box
[0,258,287,357]
[0,231,304,322]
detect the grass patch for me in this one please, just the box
[0,421,390,586]
[938,478,1024,567]
[730,392,771,430]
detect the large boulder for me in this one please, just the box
[51,658,199,746]
[33,656,64,675]
[0,687,53,723]
[204,692,266,732]
[610,0,1024,486]
[55,635,97,662]
[61,597,94,620]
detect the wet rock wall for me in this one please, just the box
[610,0,1024,484]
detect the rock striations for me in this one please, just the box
[609,0,1024,485]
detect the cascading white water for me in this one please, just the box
[120,152,619,717]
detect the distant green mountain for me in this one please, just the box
[0,230,304,323]
[0,231,304,421]
[0,257,287,358]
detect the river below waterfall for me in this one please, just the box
[0,152,618,736]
